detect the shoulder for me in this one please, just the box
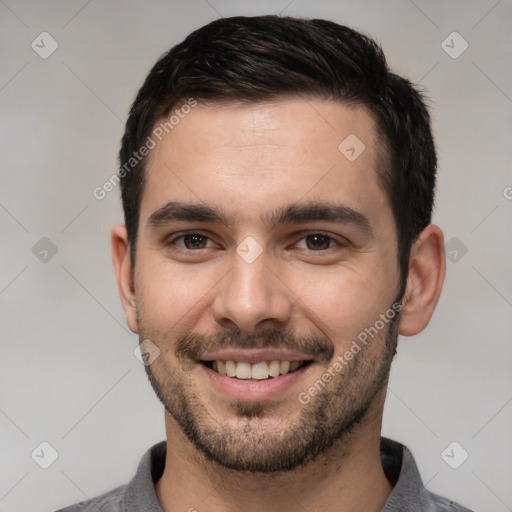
[380,437,475,512]
[422,489,475,512]
[54,441,166,512]
[54,484,126,511]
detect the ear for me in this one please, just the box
[398,224,446,336]
[111,224,139,333]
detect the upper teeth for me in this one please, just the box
[212,360,303,379]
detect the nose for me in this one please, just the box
[210,248,293,333]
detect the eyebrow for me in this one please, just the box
[146,200,373,236]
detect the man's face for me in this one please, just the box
[132,98,402,472]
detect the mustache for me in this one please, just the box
[176,329,334,364]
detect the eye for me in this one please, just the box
[169,233,215,250]
[295,233,341,251]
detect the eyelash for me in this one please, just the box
[167,231,346,253]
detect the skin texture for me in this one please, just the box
[112,98,446,512]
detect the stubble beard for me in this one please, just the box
[139,303,400,473]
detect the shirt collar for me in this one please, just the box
[121,437,427,510]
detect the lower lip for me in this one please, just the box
[201,363,311,401]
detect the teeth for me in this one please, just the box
[225,360,236,377]
[289,361,300,372]
[235,361,252,379]
[217,360,226,376]
[209,359,306,379]
[268,360,280,377]
[280,361,290,374]
[251,362,269,380]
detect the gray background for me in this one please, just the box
[1,1,511,511]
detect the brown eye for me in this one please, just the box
[182,234,208,249]
[305,234,333,250]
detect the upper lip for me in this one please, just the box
[199,348,313,364]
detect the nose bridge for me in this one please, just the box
[211,246,292,332]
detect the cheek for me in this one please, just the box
[136,259,222,327]
[290,265,392,342]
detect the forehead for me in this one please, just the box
[140,98,390,228]
[151,98,380,163]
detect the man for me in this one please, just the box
[58,15,473,512]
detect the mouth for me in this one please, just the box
[197,348,316,400]
[201,359,313,381]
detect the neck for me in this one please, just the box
[155,392,392,512]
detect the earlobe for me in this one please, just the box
[111,225,139,334]
[398,225,446,337]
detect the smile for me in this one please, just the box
[202,360,312,380]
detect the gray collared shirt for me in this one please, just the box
[56,437,474,511]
